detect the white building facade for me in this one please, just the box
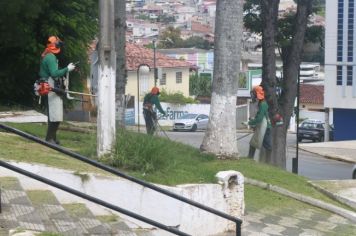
[325,0,356,140]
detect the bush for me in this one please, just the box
[109,129,173,173]
[159,89,197,104]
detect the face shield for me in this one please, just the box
[250,90,257,103]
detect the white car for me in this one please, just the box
[173,113,209,132]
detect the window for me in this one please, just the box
[348,0,354,62]
[160,73,166,85]
[347,66,353,85]
[337,66,342,85]
[176,72,182,84]
[337,0,344,62]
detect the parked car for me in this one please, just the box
[352,165,356,179]
[173,113,209,132]
[298,119,334,142]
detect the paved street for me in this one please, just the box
[163,130,356,180]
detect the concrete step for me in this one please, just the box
[27,190,83,235]
[0,176,156,236]
[0,177,47,233]
[62,203,113,235]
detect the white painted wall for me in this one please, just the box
[135,102,211,126]
[299,110,325,122]
[0,162,245,236]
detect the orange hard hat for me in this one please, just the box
[151,87,160,95]
[253,85,265,100]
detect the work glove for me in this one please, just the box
[67,63,76,72]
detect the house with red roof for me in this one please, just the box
[298,84,326,123]
[125,43,193,100]
[299,84,324,111]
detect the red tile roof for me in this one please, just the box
[126,43,192,71]
[191,21,213,34]
[300,84,324,104]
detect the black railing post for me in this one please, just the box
[236,221,241,236]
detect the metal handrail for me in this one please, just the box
[0,160,189,236]
[0,123,242,235]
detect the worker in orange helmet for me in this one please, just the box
[142,87,166,135]
[39,36,76,144]
[247,85,272,160]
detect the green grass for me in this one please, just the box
[0,123,352,211]
[27,190,59,205]
[96,214,119,223]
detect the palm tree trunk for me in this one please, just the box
[200,0,243,158]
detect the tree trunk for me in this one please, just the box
[200,0,243,159]
[260,0,280,164]
[114,0,127,128]
[260,0,280,116]
[270,0,313,168]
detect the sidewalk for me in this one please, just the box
[299,140,356,163]
[0,110,47,123]
[299,140,356,219]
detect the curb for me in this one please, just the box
[298,147,356,164]
[308,181,356,211]
[245,178,356,223]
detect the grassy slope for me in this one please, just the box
[0,122,351,210]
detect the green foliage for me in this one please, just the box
[0,0,98,106]
[159,89,197,104]
[183,36,213,50]
[108,129,185,174]
[157,14,176,24]
[157,27,213,49]
[189,73,212,96]
[158,26,184,48]
[136,14,150,21]
[243,0,324,62]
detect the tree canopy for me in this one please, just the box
[244,0,324,62]
[0,0,98,106]
[157,27,213,50]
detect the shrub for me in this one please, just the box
[159,89,197,104]
[110,129,172,173]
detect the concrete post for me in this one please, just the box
[97,0,116,157]
[216,170,245,231]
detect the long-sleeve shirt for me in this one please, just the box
[39,53,68,79]
[143,93,166,115]
[248,100,272,128]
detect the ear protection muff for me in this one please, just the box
[55,40,64,48]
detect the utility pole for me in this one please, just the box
[97,0,116,157]
[153,39,158,86]
[293,69,300,174]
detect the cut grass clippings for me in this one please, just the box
[0,122,352,212]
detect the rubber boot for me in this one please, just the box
[248,145,256,159]
[46,122,60,145]
[52,122,60,145]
